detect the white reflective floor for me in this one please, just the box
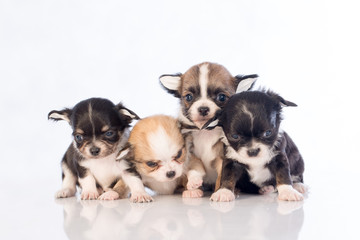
[2,177,359,240]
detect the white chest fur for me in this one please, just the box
[192,127,223,183]
[80,152,122,188]
[225,145,274,187]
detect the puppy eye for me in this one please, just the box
[75,134,83,143]
[146,161,158,168]
[231,134,240,140]
[175,149,182,159]
[104,130,115,137]
[216,93,227,102]
[263,130,272,138]
[185,94,193,102]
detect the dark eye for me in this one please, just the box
[146,161,158,168]
[216,93,227,102]
[175,149,182,159]
[75,134,83,143]
[231,134,239,140]
[105,130,115,138]
[185,94,193,102]
[263,130,272,138]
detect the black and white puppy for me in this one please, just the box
[48,98,139,200]
[204,90,307,201]
[160,62,257,196]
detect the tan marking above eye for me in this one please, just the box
[101,125,110,132]
[75,129,84,134]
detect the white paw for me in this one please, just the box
[182,189,204,198]
[293,182,308,194]
[98,190,120,200]
[187,176,203,190]
[259,185,275,195]
[277,185,303,201]
[210,188,235,202]
[55,188,76,198]
[81,190,99,200]
[130,192,153,203]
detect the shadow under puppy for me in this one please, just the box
[204,90,307,201]
[48,98,139,200]
[159,62,257,196]
[117,115,199,201]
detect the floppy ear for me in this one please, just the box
[159,73,182,98]
[201,111,222,130]
[48,109,72,124]
[235,74,258,93]
[266,90,297,107]
[115,103,140,124]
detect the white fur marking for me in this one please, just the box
[277,184,303,201]
[199,64,209,98]
[242,105,254,131]
[210,188,235,202]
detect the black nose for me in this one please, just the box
[90,147,100,156]
[247,148,260,157]
[166,171,176,179]
[198,107,210,116]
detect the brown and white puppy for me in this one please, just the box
[159,62,257,195]
[48,98,139,200]
[117,115,200,199]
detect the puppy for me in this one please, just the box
[159,62,257,195]
[117,115,198,198]
[48,98,140,200]
[204,90,307,201]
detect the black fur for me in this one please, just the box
[208,90,304,196]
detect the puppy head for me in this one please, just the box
[128,115,185,182]
[48,98,139,159]
[160,62,258,129]
[205,90,297,159]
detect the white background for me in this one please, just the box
[1,0,359,239]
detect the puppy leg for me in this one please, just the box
[79,173,99,200]
[293,182,308,194]
[210,159,239,202]
[186,154,205,190]
[274,154,303,201]
[122,173,153,203]
[55,161,77,198]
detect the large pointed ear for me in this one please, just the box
[235,74,258,93]
[159,73,182,98]
[201,110,222,130]
[115,103,140,124]
[266,90,297,107]
[48,109,72,124]
[116,144,133,161]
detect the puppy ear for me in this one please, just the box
[115,103,140,123]
[116,144,132,161]
[48,109,72,124]
[235,74,258,93]
[266,90,297,107]
[202,111,222,130]
[159,73,182,98]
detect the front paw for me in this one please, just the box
[55,188,76,198]
[81,190,99,200]
[293,182,309,194]
[182,189,204,198]
[187,176,203,190]
[210,188,235,202]
[130,192,153,203]
[98,190,120,200]
[277,185,303,201]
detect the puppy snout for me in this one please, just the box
[198,107,210,116]
[90,147,101,156]
[247,148,260,157]
[166,171,176,179]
